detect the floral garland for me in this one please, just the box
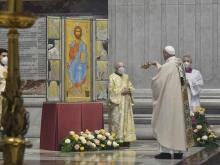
[60,129,120,152]
[191,107,219,147]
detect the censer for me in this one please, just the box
[140,62,152,69]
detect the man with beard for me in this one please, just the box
[68,26,88,94]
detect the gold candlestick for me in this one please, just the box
[0,0,37,164]
[140,62,152,69]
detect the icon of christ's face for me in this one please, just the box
[74,26,82,39]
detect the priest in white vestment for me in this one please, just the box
[183,55,204,113]
[108,62,136,147]
[0,48,8,122]
[151,46,188,159]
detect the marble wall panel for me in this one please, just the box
[201,0,213,4]
[131,6,145,89]
[195,3,201,71]
[116,0,127,6]
[144,4,151,87]
[149,5,162,79]
[25,107,42,137]
[183,5,195,61]
[132,0,145,6]
[183,0,196,5]
[115,6,128,64]
[166,5,179,57]
[212,4,218,78]
[200,5,213,81]
[218,4,220,79]
[108,0,220,104]
[149,0,161,5]
[127,6,133,79]
[165,0,178,5]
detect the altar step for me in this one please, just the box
[103,110,220,140]
[104,124,220,140]
[103,113,220,125]
[176,147,220,165]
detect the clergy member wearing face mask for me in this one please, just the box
[0,48,8,122]
[107,61,136,147]
[183,55,204,112]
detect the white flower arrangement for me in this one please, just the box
[196,125,202,130]
[60,129,120,152]
[69,131,75,135]
[192,107,219,147]
[202,135,208,141]
[65,139,71,144]
[88,134,95,140]
[105,132,111,137]
[97,134,103,140]
[107,140,112,146]
[113,141,119,147]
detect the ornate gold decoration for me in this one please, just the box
[49,81,59,100]
[49,60,60,80]
[0,12,36,28]
[140,62,152,69]
[0,0,37,164]
[47,18,60,38]
[0,138,32,165]
[2,72,7,79]
[96,20,108,30]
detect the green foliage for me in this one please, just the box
[61,143,73,152]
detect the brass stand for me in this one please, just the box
[0,0,37,164]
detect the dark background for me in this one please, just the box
[0,0,108,17]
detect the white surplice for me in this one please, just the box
[186,69,204,112]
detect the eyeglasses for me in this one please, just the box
[119,66,126,68]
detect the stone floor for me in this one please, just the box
[0,138,219,165]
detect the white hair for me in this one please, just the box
[114,61,122,70]
[183,55,192,62]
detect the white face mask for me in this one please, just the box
[1,56,8,65]
[117,67,125,74]
[184,62,190,69]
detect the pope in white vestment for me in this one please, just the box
[183,55,204,112]
[151,46,192,159]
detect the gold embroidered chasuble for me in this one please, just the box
[108,73,136,142]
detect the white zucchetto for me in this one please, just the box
[165,46,175,55]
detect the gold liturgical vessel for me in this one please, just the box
[140,62,152,69]
[0,0,37,164]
